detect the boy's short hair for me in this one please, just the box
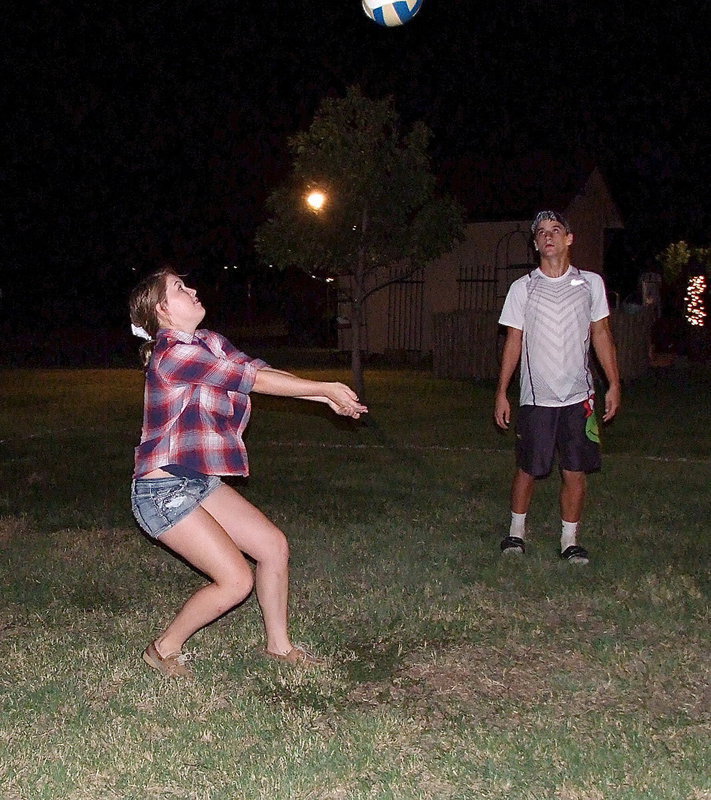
[531,210,572,236]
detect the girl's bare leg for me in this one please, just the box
[154,506,254,656]
[201,484,292,655]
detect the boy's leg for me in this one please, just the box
[501,468,537,555]
[512,467,536,515]
[559,468,586,524]
[500,406,555,555]
[557,401,599,563]
[559,469,589,562]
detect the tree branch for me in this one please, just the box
[361,262,421,302]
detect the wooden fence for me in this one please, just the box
[432,307,656,382]
[432,309,501,380]
[609,307,656,381]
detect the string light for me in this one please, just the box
[684,275,707,327]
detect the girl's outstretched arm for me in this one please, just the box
[252,367,367,419]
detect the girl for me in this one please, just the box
[129,267,367,678]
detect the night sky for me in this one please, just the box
[5,0,711,337]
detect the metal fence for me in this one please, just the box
[457,263,497,310]
[386,266,425,354]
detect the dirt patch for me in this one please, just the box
[348,640,593,729]
[555,787,606,800]
[347,637,710,730]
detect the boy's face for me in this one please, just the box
[534,219,574,257]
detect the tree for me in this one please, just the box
[255,86,465,399]
[657,241,711,310]
[657,241,711,358]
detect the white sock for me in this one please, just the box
[561,520,579,551]
[510,512,527,539]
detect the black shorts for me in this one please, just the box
[515,401,601,478]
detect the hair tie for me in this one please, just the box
[131,324,152,341]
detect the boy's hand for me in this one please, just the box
[603,384,621,422]
[494,393,510,430]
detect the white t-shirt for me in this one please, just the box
[499,266,610,407]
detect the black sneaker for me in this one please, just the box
[560,545,589,564]
[500,535,525,555]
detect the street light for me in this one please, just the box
[306,190,327,212]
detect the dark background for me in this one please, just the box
[4,0,710,359]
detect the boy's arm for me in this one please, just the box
[591,317,621,421]
[494,327,523,430]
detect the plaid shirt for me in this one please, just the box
[134,328,268,478]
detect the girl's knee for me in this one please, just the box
[219,561,254,606]
[274,531,290,565]
[260,530,290,568]
[278,531,290,559]
[236,564,255,599]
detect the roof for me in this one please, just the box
[438,151,604,222]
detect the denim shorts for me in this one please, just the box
[131,473,222,538]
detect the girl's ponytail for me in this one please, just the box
[128,267,175,369]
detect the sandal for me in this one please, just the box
[500,535,525,555]
[264,645,325,666]
[143,641,194,678]
[560,545,589,564]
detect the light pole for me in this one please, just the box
[305,190,327,212]
[304,189,337,344]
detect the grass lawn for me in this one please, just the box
[0,360,709,800]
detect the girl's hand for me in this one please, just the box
[322,383,368,419]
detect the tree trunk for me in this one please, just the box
[350,299,365,401]
[350,203,368,402]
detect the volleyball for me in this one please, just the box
[362,0,423,27]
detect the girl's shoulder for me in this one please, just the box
[194,328,231,349]
[195,328,221,340]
